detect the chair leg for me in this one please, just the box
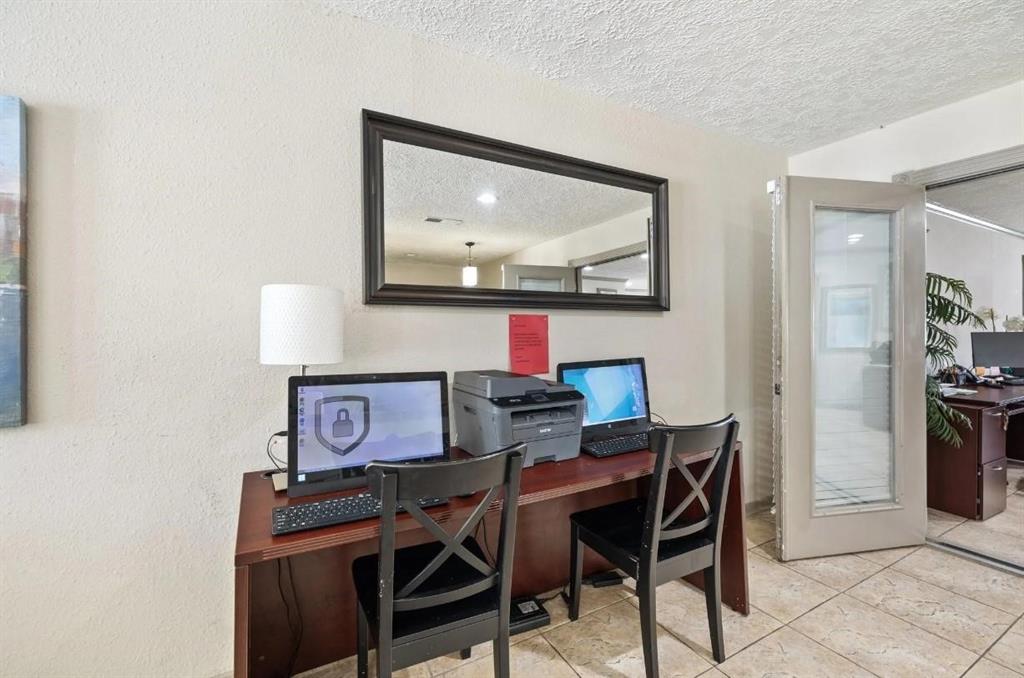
[704,564,726,663]
[638,577,659,678]
[356,604,368,678]
[568,521,583,621]
[376,627,392,678]
[492,632,510,678]
[459,647,472,660]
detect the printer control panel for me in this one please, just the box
[489,390,583,407]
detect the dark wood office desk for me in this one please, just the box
[235,445,748,678]
[927,385,1024,520]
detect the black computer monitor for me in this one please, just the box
[972,332,1024,372]
[287,372,450,497]
[557,357,650,441]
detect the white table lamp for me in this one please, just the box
[260,284,344,375]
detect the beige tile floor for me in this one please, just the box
[300,508,1024,678]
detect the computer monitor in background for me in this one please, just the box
[557,357,650,441]
[287,372,450,497]
[972,332,1024,372]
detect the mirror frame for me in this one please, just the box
[362,110,670,311]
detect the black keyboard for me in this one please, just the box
[272,492,447,536]
[581,432,650,458]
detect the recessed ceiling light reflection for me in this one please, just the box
[476,192,497,205]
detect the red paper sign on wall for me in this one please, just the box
[508,314,549,375]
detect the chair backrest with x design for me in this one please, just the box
[366,443,525,621]
[641,415,739,557]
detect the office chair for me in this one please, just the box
[352,443,525,678]
[567,414,739,675]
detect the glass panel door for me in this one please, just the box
[774,176,926,561]
[813,209,895,512]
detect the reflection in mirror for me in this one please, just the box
[381,141,652,294]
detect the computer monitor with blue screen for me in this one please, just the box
[557,357,649,440]
[287,372,450,497]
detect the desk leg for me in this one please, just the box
[721,452,749,614]
[235,565,251,678]
[682,452,749,615]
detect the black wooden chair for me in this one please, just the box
[568,414,739,675]
[352,444,525,678]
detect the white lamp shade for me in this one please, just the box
[260,284,344,366]
[462,265,478,287]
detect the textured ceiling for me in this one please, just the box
[383,141,650,264]
[326,0,1024,151]
[928,168,1024,234]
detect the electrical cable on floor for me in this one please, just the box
[537,584,568,604]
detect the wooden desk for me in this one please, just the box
[927,385,1024,519]
[235,446,748,677]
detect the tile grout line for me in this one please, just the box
[741,521,890,676]
[778,624,887,678]
[969,610,1023,677]
[956,611,1021,678]
[756,542,975,678]
[813,550,1023,670]
[431,587,628,677]
[887,547,1024,618]
[753,520,1021,622]
[749,566,888,678]
[745,517,1021,663]
[534,633,584,678]
[844,547,1018,658]
[736,518,1019,676]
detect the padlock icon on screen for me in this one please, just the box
[332,408,354,438]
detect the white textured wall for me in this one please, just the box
[788,81,1024,180]
[0,2,785,676]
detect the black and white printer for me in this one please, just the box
[453,370,584,467]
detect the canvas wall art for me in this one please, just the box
[0,95,26,427]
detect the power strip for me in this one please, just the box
[510,596,550,635]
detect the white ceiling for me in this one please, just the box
[383,141,650,264]
[327,0,1024,151]
[585,253,649,284]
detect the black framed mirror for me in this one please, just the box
[363,110,670,311]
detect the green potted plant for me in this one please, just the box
[926,273,985,446]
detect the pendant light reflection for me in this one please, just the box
[462,241,478,287]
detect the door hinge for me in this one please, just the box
[774,383,782,396]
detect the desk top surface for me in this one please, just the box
[942,384,1024,407]
[235,446,690,566]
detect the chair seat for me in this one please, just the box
[571,498,713,567]
[352,538,499,643]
